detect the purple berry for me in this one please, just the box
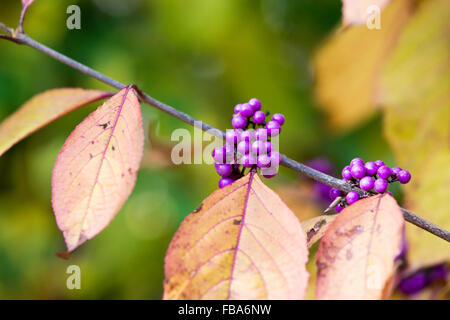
[240,130,254,142]
[257,154,271,168]
[253,111,266,124]
[272,113,285,126]
[359,176,374,191]
[350,164,366,179]
[248,98,261,111]
[212,147,226,164]
[375,160,385,167]
[329,188,343,199]
[232,114,247,129]
[237,140,250,154]
[397,170,411,184]
[218,177,234,189]
[240,103,254,118]
[225,129,240,145]
[350,158,364,167]
[241,153,256,168]
[216,164,232,177]
[342,166,352,181]
[254,128,268,141]
[265,120,281,137]
[234,104,242,114]
[391,167,402,179]
[377,165,392,179]
[429,264,448,282]
[251,140,266,155]
[364,162,378,176]
[374,178,388,193]
[346,191,360,205]
[335,204,344,213]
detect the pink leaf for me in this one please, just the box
[52,86,144,252]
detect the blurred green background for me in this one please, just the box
[0,0,402,299]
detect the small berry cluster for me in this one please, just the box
[212,98,285,189]
[329,158,411,212]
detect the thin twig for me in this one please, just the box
[0,24,448,243]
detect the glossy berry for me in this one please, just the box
[342,166,352,180]
[360,176,374,191]
[364,162,378,176]
[374,178,388,193]
[269,151,282,166]
[237,141,250,154]
[234,104,242,114]
[254,128,268,141]
[397,170,411,184]
[216,164,232,177]
[350,158,364,167]
[265,120,281,137]
[264,141,273,154]
[218,177,234,189]
[272,113,285,126]
[335,204,344,213]
[377,165,392,179]
[329,188,342,199]
[241,153,256,168]
[350,164,366,179]
[225,129,240,145]
[240,103,254,118]
[346,191,360,205]
[240,130,254,142]
[253,111,266,124]
[375,160,385,167]
[232,114,247,129]
[248,98,261,111]
[212,147,226,163]
[257,154,271,168]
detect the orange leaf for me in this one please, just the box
[52,86,144,252]
[163,171,309,300]
[316,194,404,299]
[0,88,112,157]
[302,214,337,248]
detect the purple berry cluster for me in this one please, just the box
[329,158,411,212]
[212,98,285,188]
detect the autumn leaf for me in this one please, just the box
[313,0,412,132]
[52,86,144,252]
[0,88,112,157]
[379,0,450,267]
[316,194,404,299]
[302,214,337,248]
[341,0,392,26]
[163,171,309,300]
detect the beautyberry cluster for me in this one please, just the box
[329,158,411,212]
[212,98,285,188]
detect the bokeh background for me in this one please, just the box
[0,0,448,299]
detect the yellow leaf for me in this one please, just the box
[380,0,450,267]
[163,172,309,300]
[313,0,412,132]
